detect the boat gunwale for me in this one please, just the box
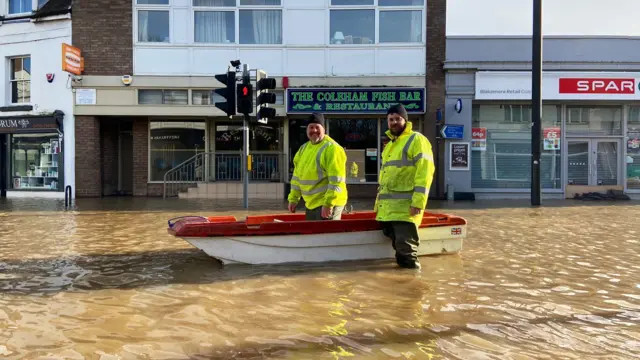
[167,211,467,238]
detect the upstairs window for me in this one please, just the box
[137,0,171,43]
[10,56,31,104]
[193,0,283,45]
[9,0,32,14]
[330,0,424,45]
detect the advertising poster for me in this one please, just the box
[543,127,561,151]
[471,127,487,151]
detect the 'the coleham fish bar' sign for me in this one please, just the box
[286,88,426,114]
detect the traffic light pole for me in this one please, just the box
[241,64,250,209]
[243,113,250,209]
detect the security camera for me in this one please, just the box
[71,74,82,82]
[230,60,241,67]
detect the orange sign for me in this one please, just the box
[62,43,82,75]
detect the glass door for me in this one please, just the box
[567,139,621,186]
[567,139,590,186]
[594,140,618,186]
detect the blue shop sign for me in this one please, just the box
[286,88,426,114]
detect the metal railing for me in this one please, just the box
[163,152,285,198]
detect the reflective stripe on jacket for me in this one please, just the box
[375,122,435,226]
[287,135,348,210]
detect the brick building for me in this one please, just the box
[71,0,447,199]
[0,0,74,199]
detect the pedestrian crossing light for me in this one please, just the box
[237,83,253,115]
[255,70,277,124]
[214,69,236,117]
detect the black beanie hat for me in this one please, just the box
[387,103,408,121]
[308,112,325,128]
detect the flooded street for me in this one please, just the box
[1,198,639,359]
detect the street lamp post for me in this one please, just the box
[531,0,543,206]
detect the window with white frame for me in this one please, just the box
[330,0,423,45]
[10,56,31,104]
[137,0,171,43]
[8,0,31,14]
[193,0,282,45]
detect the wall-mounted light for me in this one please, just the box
[454,99,463,113]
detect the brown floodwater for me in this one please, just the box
[0,197,639,359]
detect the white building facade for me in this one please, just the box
[443,0,640,200]
[72,0,444,199]
[0,0,74,199]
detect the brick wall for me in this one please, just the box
[132,118,149,196]
[75,116,101,197]
[426,0,447,198]
[101,121,118,196]
[72,0,133,75]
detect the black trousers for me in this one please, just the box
[379,221,420,268]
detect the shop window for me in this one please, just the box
[149,121,205,182]
[328,118,378,182]
[566,106,622,136]
[627,107,640,190]
[214,123,280,152]
[10,56,30,104]
[10,134,61,190]
[193,89,283,105]
[471,105,562,190]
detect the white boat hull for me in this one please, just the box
[180,224,465,265]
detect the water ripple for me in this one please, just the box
[0,200,639,358]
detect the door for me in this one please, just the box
[118,131,133,195]
[567,139,620,186]
[0,134,6,197]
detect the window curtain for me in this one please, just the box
[195,12,230,43]
[250,10,282,44]
[410,11,422,42]
[138,11,150,42]
[10,0,32,13]
[194,0,234,6]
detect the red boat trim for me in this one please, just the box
[167,211,467,238]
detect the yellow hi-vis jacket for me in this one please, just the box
[375,122,435,226]
[287,135,348,210]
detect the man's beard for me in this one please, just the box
[390,124,406,137]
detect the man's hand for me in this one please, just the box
[410,207,421,217]
[288,202,297,213]
[321,206,333,219]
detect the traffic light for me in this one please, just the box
[214,70,236,116]
[255,70,277,124]
[237,83,253,115]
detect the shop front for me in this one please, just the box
[444,71,640,199]
[1,111,65,198]
[285,87,426,197]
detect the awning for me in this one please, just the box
[0,110,64,134]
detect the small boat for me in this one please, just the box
[167,211,467,266]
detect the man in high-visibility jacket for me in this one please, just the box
[375,104,435,269]
[287,113,348,220]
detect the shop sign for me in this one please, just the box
[0,117,60,133]
[558,78,635,94]
[286,88,426,114]
[543,127,561,151]
[475,71,640,100]
[471,127,487,151]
